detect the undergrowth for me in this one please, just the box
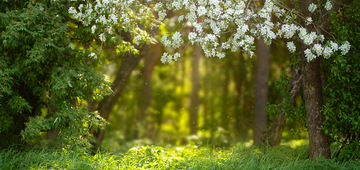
[0,142,359,169]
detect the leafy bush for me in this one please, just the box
[0,0,111,150]
[322,0,360,160]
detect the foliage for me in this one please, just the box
[266,71,306,138]
[322,0,360,160]
[0,0,111,150]
[1,142,360,169]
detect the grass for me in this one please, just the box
[1,142,359,169]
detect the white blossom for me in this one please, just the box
[308,3,317,13]
[306,17,313,25]
[91,25,96,34]
[304,48,316,62]
[172,1,182,10]
[174,52,181,61]
[325,1,333,11]
[178,15,184,22]
[318,34,325,42]
[134,35,142,45]
[89,52,97,59]
[171,32,184,48]
[323,46,333,58]
[197,6,207,16]
[287,41,296,53]
[339,41,351,55]
[161,36,171,48]
[158,10,167,20]
[313,44,323,56]
[99,33,105,42]
[188,32,197,42]
[330,41,339,51]
[195,24,203,33]
[154,2,162,11]
[160,52,168,64]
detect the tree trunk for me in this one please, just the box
[266,69,302,146]
[135,43,160,139]
[189,45,201,135]
[253,38,270,145]
[300,44,331,159]
[93,44,149,147]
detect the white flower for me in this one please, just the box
[160,52,168,64]
[197,6,207,16]
[318,34,325,42]
[306,17,313,25]
[339,41,351,55]
[91,25,96,34]
[99,33,105,42]
[217,52,225,59]
[134,35,142,45]
[172,1,182,10]
[313,44,323,56]
[195,24,203,33]
[308,3,317,13]
[171,31,184,48]
[109,14,118,23]
[287,42,296,53]
[249,51,254,58]
[178,15,184,22]
[154,2,162,12]
[161,36,171,47]
[69,7,77,15]
[304,48,316,62]
[325,1,332,11]
[89,52,97,59]
[174,52,181,61]
[188,32,197,42]
[323,46,333,58]
[158,10,167,20]
[330,41,339,51]
[121,14,130,24]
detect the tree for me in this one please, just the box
[253,38,270,145]
[0,0,110,150]
[189,44,201,135]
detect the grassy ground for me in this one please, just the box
[1,141,359,169]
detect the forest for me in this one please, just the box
[0,0,360,169]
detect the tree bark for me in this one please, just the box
[300,44,331,159]
[266,69,302,146]
[189,45,201,135]
[297,0,333,159]
[253,38,270,145]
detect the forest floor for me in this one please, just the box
[1,140,359,169]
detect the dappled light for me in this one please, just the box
[1,0,360,169]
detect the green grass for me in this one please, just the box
[1,142,359,169]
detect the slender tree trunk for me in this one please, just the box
[253,38,270,145]
[189,45,201,135]
[300,44,331,159]
[135,43,160,139]
[266,69,302,146]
